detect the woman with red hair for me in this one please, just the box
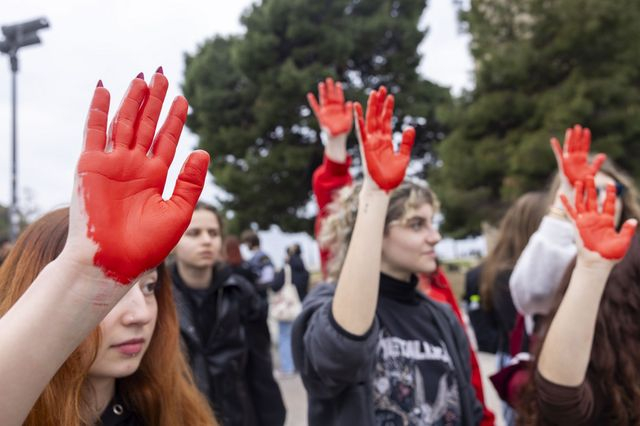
[0,70,215,425]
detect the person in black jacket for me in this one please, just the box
[172,202,286,426]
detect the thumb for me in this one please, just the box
[619,219,638,244]
[169,150,210,212]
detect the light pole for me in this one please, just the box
[0,17,49,241]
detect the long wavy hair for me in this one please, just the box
[479,191,547,310]
[518,159,640,424]
[319,181,439,281]
[0,208,217,426]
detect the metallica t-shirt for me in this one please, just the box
[373,274,462,426]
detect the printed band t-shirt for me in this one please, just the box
[373,274,462,426]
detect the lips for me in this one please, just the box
[112,338,145,356]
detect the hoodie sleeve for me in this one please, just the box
[292,284,378,398]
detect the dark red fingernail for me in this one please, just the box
[96,79,103,88]
[136,72,144,79]
[155,66,164,75]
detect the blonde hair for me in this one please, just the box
[319,181,439,281]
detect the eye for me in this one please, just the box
[140,280,158,296]
[407,219,426,232]
[185,229,199,237]
[208,229,219,238]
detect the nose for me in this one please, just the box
[198,230,213,245]
[426,228,442,245]
[120,285,154,326]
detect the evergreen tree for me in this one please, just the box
[184,0,450,233]
[434,0,640,236]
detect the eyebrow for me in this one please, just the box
[404,216,429,222]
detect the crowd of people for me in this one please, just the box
[0,67,638,426]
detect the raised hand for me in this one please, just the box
[307,77,353,137]
[68,70,209,284]
[354,86,415,192]
[551,124,606,186]
[561,177,636,260]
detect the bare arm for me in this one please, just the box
[332,180,389,335]
[331,86,415,336]
[0,71,208,425]
[538,178,636,386]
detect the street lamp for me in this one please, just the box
[0,17,49,241]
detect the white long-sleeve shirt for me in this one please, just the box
[509,216,577,332]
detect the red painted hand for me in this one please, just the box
[561,177,637,260]
[354,86,415,192]
[307,77,353,137]
[551,124,606,186]
[74,72,209,284]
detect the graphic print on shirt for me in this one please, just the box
[373,328,461,425]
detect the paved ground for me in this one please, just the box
[275,352,506,426]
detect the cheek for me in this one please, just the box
[212,238,223,257]
[383,232,421,259]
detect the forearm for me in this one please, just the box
[332,182,388,335]
[0,256,127,425]
[537,259,611,386]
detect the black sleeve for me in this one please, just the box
[292,284,379,399]
[238,275,287,425]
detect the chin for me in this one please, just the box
[416,260,438,275]
[111,360,144,379]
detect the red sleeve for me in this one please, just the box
[312,155,352,280]
[420,270,496,425]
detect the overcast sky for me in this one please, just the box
[0,0,473,216]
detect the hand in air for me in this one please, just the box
[561,176,636,261]
[69,70,209,284]
[307,77,353,137]
[354,86,415,192]
[551,124,606,186]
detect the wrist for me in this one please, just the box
[323,132,348,164]
[361,179,390,199]
[54,250,120,288]
[575,253,616,273]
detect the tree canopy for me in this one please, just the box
[433,0,640,236]
[184,0,450,233]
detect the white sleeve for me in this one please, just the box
[510,216,577,316]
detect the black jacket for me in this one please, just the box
[100,391,144,426]
[171,263,286,426]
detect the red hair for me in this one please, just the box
[0,208,217,425]
[224,235,244,266]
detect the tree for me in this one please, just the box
[433,0,640,236]
[184,0,451,233]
